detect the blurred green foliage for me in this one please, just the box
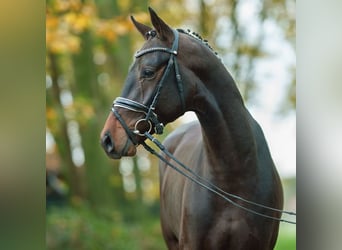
[47,203,166,250]
[47,203,295,250]
[275,224,296,250]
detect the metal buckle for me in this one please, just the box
[133,119,152,136]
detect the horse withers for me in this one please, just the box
[100,8,284,250]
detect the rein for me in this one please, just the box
[111,29,296,225]
[141,132,296,225]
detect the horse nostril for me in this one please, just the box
[102,132,114,153]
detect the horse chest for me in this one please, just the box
[159,135,213,242]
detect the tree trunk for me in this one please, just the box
[48,52,85,199]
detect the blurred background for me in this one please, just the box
[46,0,296,249]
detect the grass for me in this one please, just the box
[47,204,295,249]
[46,204,166,250]
[274,222,296,250]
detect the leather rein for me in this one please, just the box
[111,29,296,224]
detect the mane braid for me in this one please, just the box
[177,28,221,59]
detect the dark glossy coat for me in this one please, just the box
[101,8,283,250]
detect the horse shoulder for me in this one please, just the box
[159,121,205,245]
[160,120,203,184]
[162,121,202,158]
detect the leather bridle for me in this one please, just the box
[109,28,296,224]
[111,28,185,143]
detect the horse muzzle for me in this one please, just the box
[100,131,137,159]
[100,111,140,159]
[100,99,163,159]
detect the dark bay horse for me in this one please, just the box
[101,8,283,249]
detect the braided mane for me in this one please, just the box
[144,28,221,60]
[177,28,220,58]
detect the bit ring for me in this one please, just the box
[133,119,152,136]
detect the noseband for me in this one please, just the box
[111,29,185,144]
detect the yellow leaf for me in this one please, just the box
[64,12,77,25]
[132,12,149,23]
[46,107,57,121]
[95,20,118,42]
[67,35,81,53]
[54,0,71,12]
[48,33,80,54]
[113,19,131,35]
[72,14,90,33]
[117,0,130,12]
[46,15,59,29]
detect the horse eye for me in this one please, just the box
[142,69,155,79]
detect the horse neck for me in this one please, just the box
[192,63,258,180]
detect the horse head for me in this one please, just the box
[100,8,205,159]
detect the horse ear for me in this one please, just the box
[130,15,152,40]
[148,7,174,42]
